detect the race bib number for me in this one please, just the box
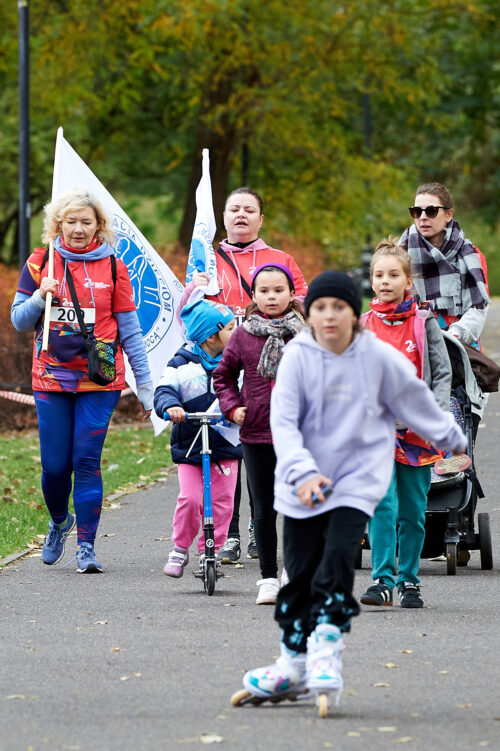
[50,306,96,325]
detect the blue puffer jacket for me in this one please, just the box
[154,344,242,465]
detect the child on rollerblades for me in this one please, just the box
[231,270,467,716]
[213,263,305,604]
[153,299,241,578]
[360,238,464,609]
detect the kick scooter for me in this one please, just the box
[184,411,225,596]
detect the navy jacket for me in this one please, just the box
[154,344,241,465]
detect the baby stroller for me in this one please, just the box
[422,332,493,575]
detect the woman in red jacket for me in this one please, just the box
[213,263,305,604]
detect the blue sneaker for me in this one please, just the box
[76,542,103,573]
[42,513,75,565]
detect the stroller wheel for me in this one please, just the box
[446,543,457,575]
[478,513,493,570]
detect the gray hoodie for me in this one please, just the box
[270,328,467,520]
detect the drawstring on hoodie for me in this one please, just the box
[61,259,96,309]
[224,242,259,304]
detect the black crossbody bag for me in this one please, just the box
[216,246,253,299]
[65,258,118,386]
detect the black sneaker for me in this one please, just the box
[217,537,241,564]
[247,522,258,559]
[398,581,423,609]
[360,579,393,606]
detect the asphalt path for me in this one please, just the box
[1,307,500,751]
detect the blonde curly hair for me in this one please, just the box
[42,187,115,245]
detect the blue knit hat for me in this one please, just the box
[180,298,235,344]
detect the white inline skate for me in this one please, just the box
[306,623,344,717]
[231,642,308,707]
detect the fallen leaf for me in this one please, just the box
[94,620,108,625]
[347,732,361,737]
[136,457,145,464]
[120,676,128,681]
[378,727,397,732]
[7,694,25,700]
[200,734,223,744]
[393,738,414,743]
[399,649,413,654]
[373,682,391,688]
[456,703,471,708]
[384,663,398,668]
[345,689,357,695]
[111,647,120,652]
[99,533,116,538]
[133,673,142,677]
[438,670,448,674]
[154,537,171,541]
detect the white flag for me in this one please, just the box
[52,128,185,435]
[185,149,219,295]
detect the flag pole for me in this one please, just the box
[41,128,62,352]
[41,239,54,351]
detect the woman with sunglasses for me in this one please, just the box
[401,182,489,347]
[401,182,489,475]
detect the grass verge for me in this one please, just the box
[0,424,173,563]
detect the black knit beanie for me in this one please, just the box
[304,270,362,318]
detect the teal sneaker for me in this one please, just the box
[76,542,103,573]
[42,513,75,565]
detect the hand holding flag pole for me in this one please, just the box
[41,240,54,352]
[41,128,64,352]
[185,149,218,296]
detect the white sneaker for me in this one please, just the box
[256,578,280,605]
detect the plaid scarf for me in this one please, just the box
[243,310,305,379]
[400,220,489,316]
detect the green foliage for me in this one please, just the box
[0,0,498,265]
[0,424,172,562]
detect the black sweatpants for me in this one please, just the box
[276,506,368,653]
[241,443,278,579]
[227,458,254,539]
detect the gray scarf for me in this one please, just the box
[243,311,305,379]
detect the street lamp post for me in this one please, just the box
[18,0,30,269]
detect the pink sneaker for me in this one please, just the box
[163,547,189,577]
[434,454,471,475]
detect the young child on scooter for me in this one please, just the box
[154,298,240,578]
[232,270,466,716]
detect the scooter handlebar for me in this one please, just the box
[184,411,223,422]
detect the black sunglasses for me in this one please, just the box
[409,205,449,219]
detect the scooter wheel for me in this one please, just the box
[206,563,216,596]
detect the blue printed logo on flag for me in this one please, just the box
[113,216,183,354]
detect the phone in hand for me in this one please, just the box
[311,483,333,505]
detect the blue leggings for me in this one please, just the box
[34,390,121,543]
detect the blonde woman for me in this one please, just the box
[11,188,153,573]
